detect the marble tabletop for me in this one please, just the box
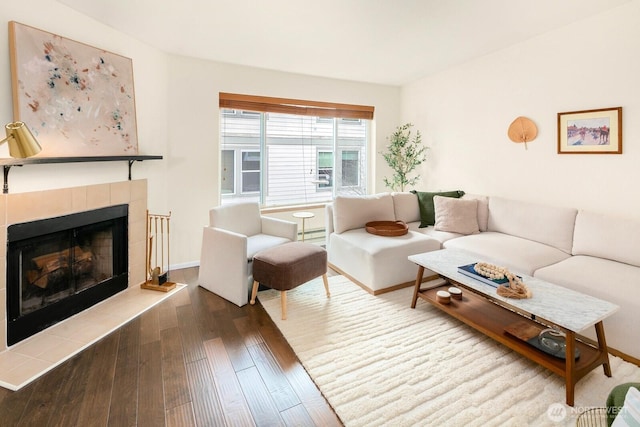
[409,249,619,332]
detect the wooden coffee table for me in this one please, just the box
[408,249,619,406]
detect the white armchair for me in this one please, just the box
[198,202,298,306]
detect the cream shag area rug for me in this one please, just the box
[258,275,640,427]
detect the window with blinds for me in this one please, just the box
[219,93,374,207]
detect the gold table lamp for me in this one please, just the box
[1,121,42,158]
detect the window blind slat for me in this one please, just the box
[219,92,374,120]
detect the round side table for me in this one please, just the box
[292,211,314,241]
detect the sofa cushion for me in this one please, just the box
[332,193,395,234]
[487,197,577,253]
[534,255,640,357]
[247,234,291,260]
[392,192,421,224]
[573,210,640,267]
[433,196,479,235]
[443,231,570,275]
[413,225,461,246]
[410,190,465,228]
[328,228,441,291]
[462,193,489,232]
[325,203,335,236]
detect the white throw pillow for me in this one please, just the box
[433,196,479,235]
[612,386,640,427]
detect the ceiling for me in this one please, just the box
[58,0,630,86]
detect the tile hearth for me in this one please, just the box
[0,283,186,391]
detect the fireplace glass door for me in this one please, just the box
[17,222,115,316]
[6,205,128,346]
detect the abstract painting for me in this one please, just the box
[9,21,138,157]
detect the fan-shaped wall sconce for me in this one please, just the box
[508,116,537,150]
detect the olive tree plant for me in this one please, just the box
[381,123,428,191]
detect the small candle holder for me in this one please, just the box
[436,290,451,304]
[448,287,463,300]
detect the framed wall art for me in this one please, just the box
[8,21,139,157]
[557,107,622,154]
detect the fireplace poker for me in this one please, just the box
[154,216,159,270]
[166,214,171,281]
[160,217,165,275]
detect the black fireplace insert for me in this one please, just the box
[6,204,128,346]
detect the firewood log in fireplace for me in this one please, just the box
[26,246,93,289]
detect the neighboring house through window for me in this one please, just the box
[317,151,332,188]
[219,93,374,207]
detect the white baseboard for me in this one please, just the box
[170,260,200,270]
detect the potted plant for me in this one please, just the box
[381,123,428,191]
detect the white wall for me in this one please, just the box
[166,55,400,266]
[401,1,640,218]
[5,1,637,268]
[0,1,169,204]
[1,1,400,268]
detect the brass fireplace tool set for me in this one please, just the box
[141,210,176,292]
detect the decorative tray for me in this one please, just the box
[504,320,580,360]
[365,220,408,236]
[530,330,581,360]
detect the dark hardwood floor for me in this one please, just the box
[0,267,342,426]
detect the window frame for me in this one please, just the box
[220,93,374,206]
[240,150,261,194]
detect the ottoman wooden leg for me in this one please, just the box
[250,280,259,305]
[281,291,287,320]
[322,273,330,297]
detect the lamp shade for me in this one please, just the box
[4,121,42,158]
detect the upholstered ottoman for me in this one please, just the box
[250,242,330,319]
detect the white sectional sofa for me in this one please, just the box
[326,192,640,362]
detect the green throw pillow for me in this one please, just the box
[410,190,465,228]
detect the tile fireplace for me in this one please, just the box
[0,180,147,351]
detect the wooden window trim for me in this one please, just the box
[219,92,374,120]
